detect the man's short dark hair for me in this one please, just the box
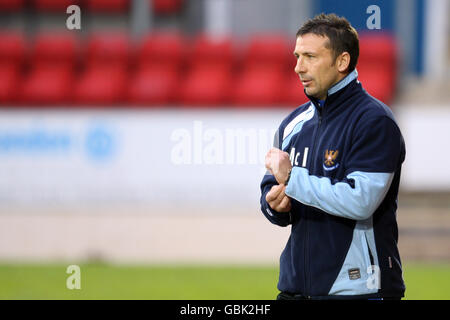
[296,13,359,73]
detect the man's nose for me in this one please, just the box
[294,57,306,74]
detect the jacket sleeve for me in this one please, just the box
[260,127,292,227]
[285,115,405,221]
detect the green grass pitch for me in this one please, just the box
[0,262,448,299]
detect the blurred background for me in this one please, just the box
[0,0,449,299]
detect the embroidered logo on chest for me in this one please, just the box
[323,149,340,171]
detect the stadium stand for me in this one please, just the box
[128,32,184,105]
[152,0,184,15]
[231,34,291,106]
[241,34,291,72]
[33,0,128,13]
[178,34,234,106]
[73,32,129,105]
[357,31,397,105]
[21,32,77,105]
[33,0,80,12]
[0,23,398,107]
[85,0,130,13]
[0,0,23,11]
[0,32,25,104]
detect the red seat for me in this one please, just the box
[20,33,77,105]
[34,0,79,11]
[232,67,285,106]
[358,65,394,105]
[152,0,183,15]
[74,66,127,105]
[177,34,234,106]
[359,32,396,68]
[188,34,234,69]
[137,32,184,69]
[128,66,178,105]
[0,32,26,69]
[0,0,24,11]
[21,66,74,105]
[85,0,129,12]
[178,66,232,106]
[0,64,21,104]
[0,32,25,104]
[74,33,129,105]
[243,34,291,72]
[128,32,184,105]
[231,35,290,106]
[31,32,77,69]
[85,33,129,67]
[358,32,397,104]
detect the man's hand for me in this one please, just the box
[266,184,291,212]
[265,148,292,185]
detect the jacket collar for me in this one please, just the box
[306,69,359,114]
[327,69,358,96]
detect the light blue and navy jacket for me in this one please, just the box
[260,70,406,299]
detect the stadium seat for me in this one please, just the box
[0,64,21,104]
[0,0,24,11]
[178,65,233,106]
[20,33,77,105]
[29,32,78,69]
[358,65,394,105]
[0,32,26,69]
[178,34,235,106]
[128,66,178,105]
[21,67,74,105]
[85,0,129,12]
[74,66,127,105]
[74,33,129,105]
[84,33,129,68]
[33,0,79,11]
[231,35,291,106]
[359,32,396,69]
[231,67,285,106]
[358,32,397,104]
[188,34,234,70]
[136,32,184,69]
[242,34,291,72]
[152,0,183,15]
[0,32,25,104]
[128,32,184,105]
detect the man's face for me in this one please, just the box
[293,33,342,100]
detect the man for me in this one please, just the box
[260,13,406,299]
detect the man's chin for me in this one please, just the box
[305,89,326,100]
[304,89,316,97]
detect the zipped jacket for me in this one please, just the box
[260,70,406,298]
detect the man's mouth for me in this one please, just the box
[301,79,312,86]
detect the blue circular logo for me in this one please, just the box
[85,126,115,161]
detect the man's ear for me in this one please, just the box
[337,52,351,73]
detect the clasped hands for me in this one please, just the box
[264,148,293,213]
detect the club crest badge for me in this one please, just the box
[323,149,339,171]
